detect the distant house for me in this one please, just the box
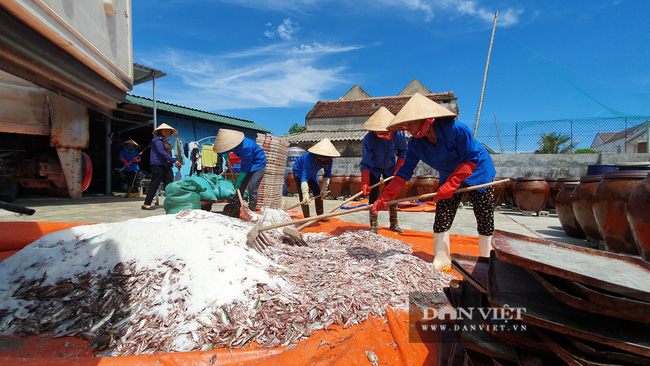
[280,80,459,157]
[591,121,650,153]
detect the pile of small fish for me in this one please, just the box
[0,210,452,356]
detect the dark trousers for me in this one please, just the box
[296,178,321,202]
[144,165,174,205]
[237,167,265,207]
[368,172,390,204]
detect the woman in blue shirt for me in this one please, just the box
[213,129,266,211]
[119,139,141,193]
[372,93,496,271]
[292,138,340,219]
[142,123,182,210]
[360,107,407,233]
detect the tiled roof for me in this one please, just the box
[305,92,456,119]
[595,121,650,143]
[124,95,273,134]
[279,130,368,143]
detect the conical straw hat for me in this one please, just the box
[152,123,179,136]
[308,138,340,157]
[362,106,395,131]
[387,93,456,131]
[122,139,140,148]
[213,129,245,153]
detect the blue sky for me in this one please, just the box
[131,0,650,145]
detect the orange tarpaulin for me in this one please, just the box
[0,219,479,366]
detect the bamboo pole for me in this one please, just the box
[473,10,498,138]
[494,114,503,154]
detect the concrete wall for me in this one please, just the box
[306,116,366,131]
[326,153,650,178]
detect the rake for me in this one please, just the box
[246,178,511,253]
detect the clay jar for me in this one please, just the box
[513,177,549,212]
[348,174,362,196]
[627,172,650,261]
[285,173,298,194]
[503,178,517,207]
[593,170,649,255]
[492,178,506,207]
[545,178,558,209]
[397,178,415,199]
[328,174,349,198]
[571,175,603,242]
[414,175,439,202]
[555,182,586,239]
[552,177,580,210]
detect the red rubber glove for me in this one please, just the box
[120,157,130,168]
[394,158,405,175]
[434,161,477,203]
[361,170,371,195]
[133,157,141,163]
[372,176,406,214]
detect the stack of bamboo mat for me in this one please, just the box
[256,134,289,209]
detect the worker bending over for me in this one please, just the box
[292,138,340,219]
[213,129,266,211]
[373,93,496,271]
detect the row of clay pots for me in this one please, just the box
[500,177,583,213]
[555,171,650,261]
[285,173,441,200]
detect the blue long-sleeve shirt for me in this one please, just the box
[230,137,266,173]
[396,119,496,190]
[360,131,407,177]
[119,149,140,171]
[292,152,332,183]
[150,135,177,167]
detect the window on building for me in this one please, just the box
[638,142,648,153]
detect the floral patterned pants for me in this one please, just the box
[433,185,494,236]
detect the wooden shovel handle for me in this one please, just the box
[284,190,330,211]
[117,144,150,172]
[329,175,394,213]
[295,175,395,231]
[262,178,510,232]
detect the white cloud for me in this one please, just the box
[227,0,523,27]
[291,42,362,55]
[376,0,522,26]
[136,43,356,110]
[264,18,299,41]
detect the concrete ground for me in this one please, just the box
[0,192,587,247]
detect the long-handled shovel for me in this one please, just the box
[246,178,511,252]
[294,175,394,231]
[283,190,330,211]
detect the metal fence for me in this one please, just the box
[471,116,650,154]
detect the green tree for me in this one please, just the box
[288,123,305,134]
[534,132,578,154]
[574,148,600,154]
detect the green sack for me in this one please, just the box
[199,173,221,187]
[163,180,204,214]
[200,173,236,200]
[213,177,236,200]
[186,176,217,200]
